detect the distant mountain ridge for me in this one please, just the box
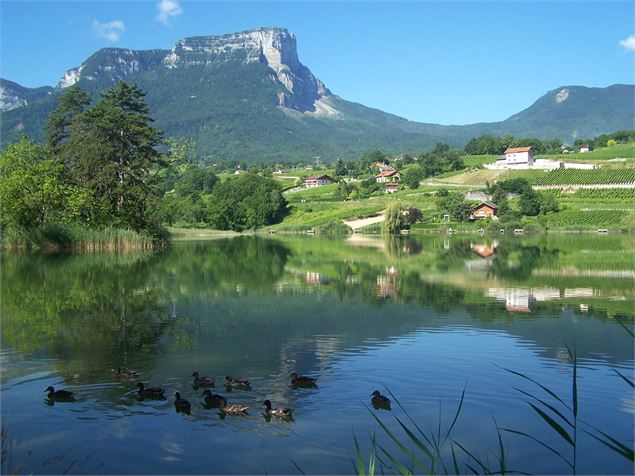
[2,27,633,161]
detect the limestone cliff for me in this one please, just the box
[163,27,333,113]
[55,27,335,115]
[0,79,53,112]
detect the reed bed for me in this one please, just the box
[1,224,165,252]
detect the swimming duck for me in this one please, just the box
[219,397,248,415]
[112,367,139,379]
[45,386,75,400]
[136,382,165,398]
[202,389,225,407]
[263,399,294,418]
[370,390,391,409]
[174,392,191,412]
[225,375,250,389]
[290,372,317,387]
[192,371,215,387]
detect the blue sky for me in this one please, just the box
[1,1,634,124]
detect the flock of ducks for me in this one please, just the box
[45,369,392,417]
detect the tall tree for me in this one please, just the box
[45,85,91,150]
[65,81,165,229]
[335,159,347,177]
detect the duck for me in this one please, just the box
[136,382,165,398]
[112,367,139,379]
[370,390,391,409]
[225,375,250,389]
[219,397,248,415]
[263,399,294,418]
[45,386,75,400]
[174,392,191,412]
[192,371,215,387]
[290,372,317,387]
[202,389,225,407]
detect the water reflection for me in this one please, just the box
[1,235,633,475]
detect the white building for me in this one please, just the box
[504,146,534,167]
[579,144,590,153]
[304,175,334,188]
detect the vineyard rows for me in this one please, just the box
[545,210,626,227]
[558,189,635,200]
[529,168,635,186]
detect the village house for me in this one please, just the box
[384,182,399,194]
[304,175,334,188]
[578,144,590,153]
[472,202,498,219]
[504,146,534,167]
[375,162,394,173]
[375,170,401,183]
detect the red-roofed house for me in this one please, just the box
[304,175,335,188]
[375,170,401,183]
[504,146,534,167]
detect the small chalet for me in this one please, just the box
[304,175,334,188]
[375,162,395,173]
[472,202,498,219]
[504,146,534,167]
[385,182,399,194]
[234,169,246,175]
[578,144,590,153]
[376,170,401,183]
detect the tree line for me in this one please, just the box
[463,130,635,155]
[0,82,289,246]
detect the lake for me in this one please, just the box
[1,234,633,475]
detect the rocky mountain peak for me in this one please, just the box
[163,27,332,113]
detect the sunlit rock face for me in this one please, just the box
[163,27,333,113]
[0,79,53,112]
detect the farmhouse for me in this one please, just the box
[385,182,399,194]
[579,144,590,153]
[472,202,498,219]
[376,170,401,183]
[504,146,534,167]
[304,175,334,188]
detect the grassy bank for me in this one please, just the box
[1,224,165,252]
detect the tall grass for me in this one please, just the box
[499,346,633,474]
[355,385,513,475]
[358,341,633,475]
[1,223,166,252]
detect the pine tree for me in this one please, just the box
[45,85,91,150]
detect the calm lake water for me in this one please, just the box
[1,234,633,475]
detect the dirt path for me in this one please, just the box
[343,214,385,229]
